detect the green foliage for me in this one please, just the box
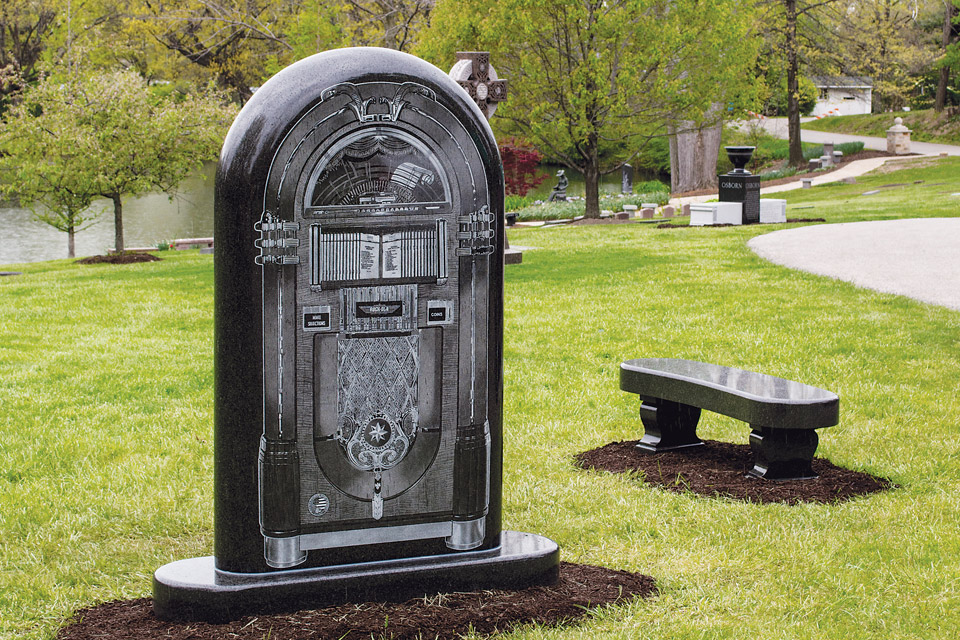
[515,200,584,221]
[0,66,237,252]
[756,166,798,181]
[5,160,960,639]
[802,109,960,146]
[419,0,759,216]
[505,194,536,211]
[514,191,670,221]
[717,128,864,174]
[765,75,818,117]
[605,193,669,207]
[633,135,672,175]
[836,141,865,155]
[634,180,670,195]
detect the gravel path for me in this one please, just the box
[748,218,960,311]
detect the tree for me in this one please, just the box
[420,0,758,216]
[936,0,960,110]
[820,1,935,112]
[0,67,235,254]
[134,0,304,101]
[0,0,58,113]
[756,0,843,167]
[0,108,99,258]
[336,1,434,50]
[129,1,431,100]
[668,112,724,195]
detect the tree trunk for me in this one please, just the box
[111,193,124,253]
[936,2,957,112]
[669,111,723,194]
[785,0,804,167]
[68,225,75,259]
[583,133,601,218]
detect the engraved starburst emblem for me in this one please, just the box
[368,421,388,444]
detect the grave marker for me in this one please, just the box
[152,47,558,622]
[718,146,759,224]
[621,163,633,193]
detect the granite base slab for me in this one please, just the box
[153,530,559,622]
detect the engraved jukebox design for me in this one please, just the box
[255,80,495,569]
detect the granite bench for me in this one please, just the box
[620,358,839,480]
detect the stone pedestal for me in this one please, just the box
[718,146,760,224]
[887,117,912,155]
[759,199,786,224]
[719,174,760,223]
[689,202,742,226]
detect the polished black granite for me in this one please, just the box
[154,530,559,622]
[620,358,839,480]
[621,358,838,429]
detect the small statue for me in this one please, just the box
[548,169,568,201]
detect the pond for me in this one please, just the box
[0,162,664,265]
[527,164,661,200]
[0,163,217,265]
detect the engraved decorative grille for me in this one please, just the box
[336,334,420,470]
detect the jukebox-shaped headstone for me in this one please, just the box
[152,47,558,622]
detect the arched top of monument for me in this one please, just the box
[218,47,499,187]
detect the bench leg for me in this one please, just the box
[636,398,703,452]
[748,427,818,480]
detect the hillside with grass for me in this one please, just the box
[3,158,960,639]
[802,109,960,145]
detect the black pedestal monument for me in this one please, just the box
[718,146,760,225]
[153,47,558,622]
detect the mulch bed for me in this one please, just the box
[56,562,656,640]
[76,253,162,265]
[575,439,892,505]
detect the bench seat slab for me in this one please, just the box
[621,359,839,482]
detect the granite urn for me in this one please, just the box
[718,146,760,224]
[152,47,558,622]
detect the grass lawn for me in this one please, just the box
[2,158,960,639]
[802,109,960,145]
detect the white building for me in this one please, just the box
[810,76,873,117]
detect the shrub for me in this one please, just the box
[500,137,548,196]
[837,141,865,155]
[505,194,535,211]
[757,167,798,181]
[634,179,670,194]
[602,192,669,207]
[514,200,585,221]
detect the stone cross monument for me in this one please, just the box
[448,52,508,120]
[449,52,522,264]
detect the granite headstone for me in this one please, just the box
[718,146,760,224]
[152,47,558,622]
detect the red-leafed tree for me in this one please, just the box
[499,136,547,196]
